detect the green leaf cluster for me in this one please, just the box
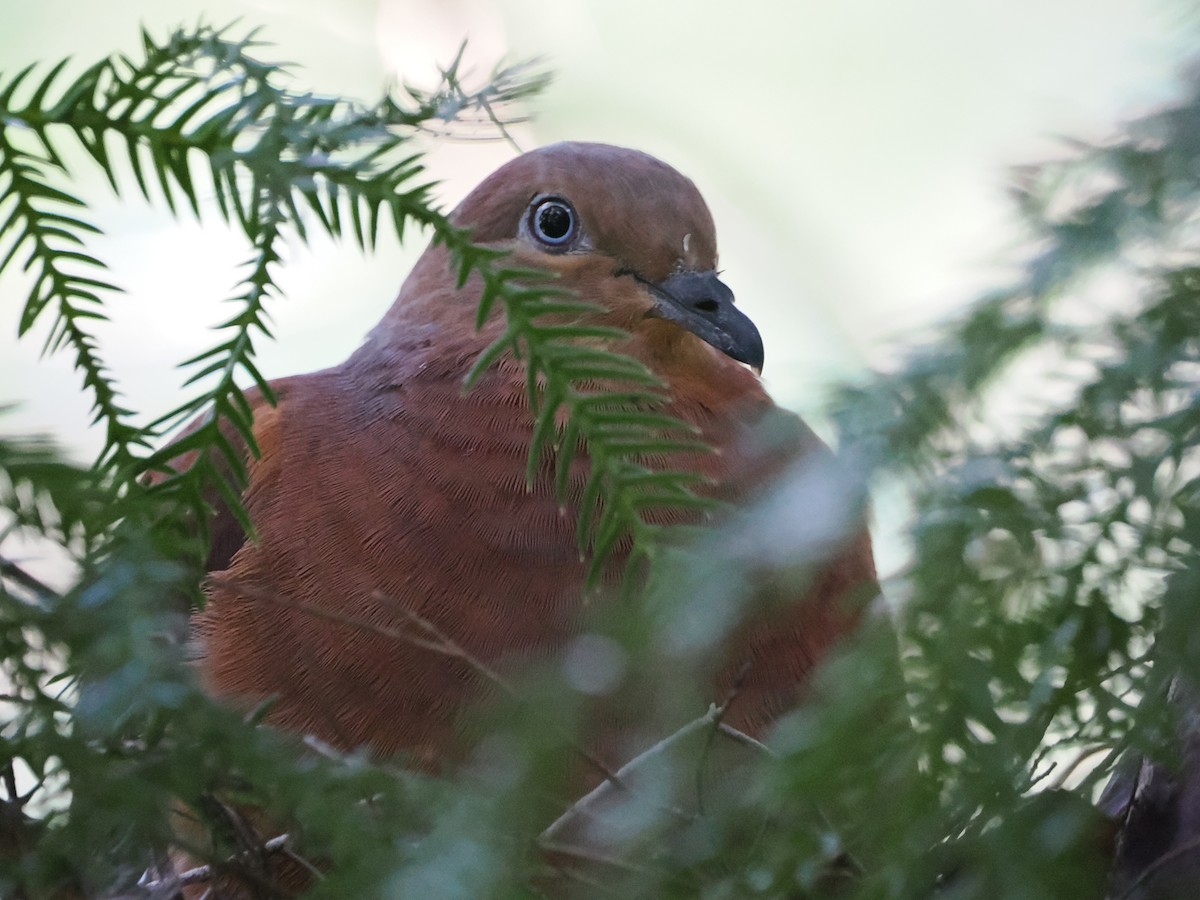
[0,22,743,896]
[4,18,1200,900]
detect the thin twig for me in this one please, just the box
[198,793,290,895]
[0,555,61,603]
[209,577,781,868]
[369,589,517,695]
[538,839,659,876]
[371,589,703,812]
[1047,743,1110,791]
[695,669,745,815]
[2,760,18,806]
[715,722,775,756]
[206,575,510,687]
[1080,740,1134,797]
[537,712,768,887]
[138,833,292,891]
[540,703,768,843]
[281,844,326,882]
[207,575,628,794]
[477,93,523,153]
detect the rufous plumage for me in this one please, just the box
[164,141,876,771]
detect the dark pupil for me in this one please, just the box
[538,204,572,240]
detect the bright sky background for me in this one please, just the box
[1,1,1194,579]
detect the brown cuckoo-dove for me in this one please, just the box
[166,141,877,771]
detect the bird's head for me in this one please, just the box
[384,142,764,377]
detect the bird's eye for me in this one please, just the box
[528,197,577,249]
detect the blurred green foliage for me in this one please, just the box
[2,19,1199,900]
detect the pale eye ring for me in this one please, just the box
[528,197,577,249]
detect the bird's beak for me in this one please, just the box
[647,270,765,374]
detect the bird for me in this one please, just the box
[161,140,877,774]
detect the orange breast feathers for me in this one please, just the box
[164,141,877,766]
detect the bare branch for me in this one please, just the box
[206,575,629,794]
[137,833,291,892]
[540,703,769,844]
